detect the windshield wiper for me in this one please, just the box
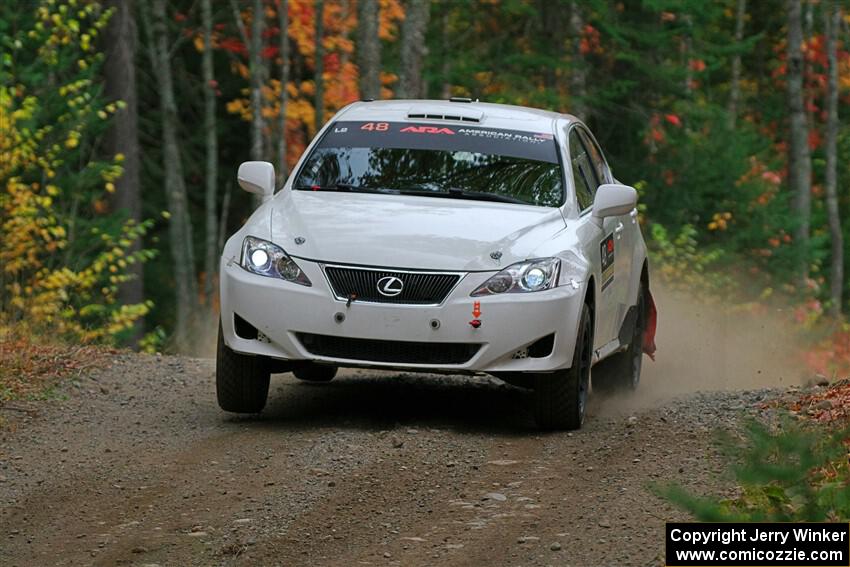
[294,183,391,194]
[296,183,529,205]
[391,187,528,205]
[444,187,529,205]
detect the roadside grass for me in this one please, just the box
[0,329,110,404]
[656,383,850,522]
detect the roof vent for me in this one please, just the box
[406,109,483,123]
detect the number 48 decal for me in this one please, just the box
[360,122,389,131]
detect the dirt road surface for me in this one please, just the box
[0,291,802,567]
[0,358,780,567]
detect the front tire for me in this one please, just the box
[533,303,593,430]
[593,284,646,395]
[216,325,270,413]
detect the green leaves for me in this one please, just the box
[0,1,154,344]
[657,418,850,522]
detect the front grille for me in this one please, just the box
[296,333,480,365]
[324,266,462,305]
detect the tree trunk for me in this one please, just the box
[201,0,218,304]
[142,0,199,349]
[682,14,693,96]
[356,0,381,100]
[786,0,811,282]
[538,0,562,94]
[439,5,451,99]
[727,0,746,129]
[569,1,587,119]
[279,0,290,180]
[824,1,843,316]
[250,0,265,162]
[103,0,143,343]
[314,0,325,130]
[399,0,430,99]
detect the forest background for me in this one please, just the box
[2,0,850,378]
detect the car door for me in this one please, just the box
[567,127,620,347]
[577,126,634,333]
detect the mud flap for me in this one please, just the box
[643,290,657,360]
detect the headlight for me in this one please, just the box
[241,236,311,286]
[471,258,560,296]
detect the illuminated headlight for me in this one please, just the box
[241,236,311,286]
[471,258,560,296]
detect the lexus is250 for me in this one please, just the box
[217,98,657,430]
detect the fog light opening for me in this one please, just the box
[528,333,555,358]
[234,313,259,340]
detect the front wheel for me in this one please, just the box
[533,303,593,430]
[593,284,646,395]
[216,325,270,413]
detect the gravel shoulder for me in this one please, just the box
[0,351,782,567]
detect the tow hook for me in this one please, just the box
[469,301,482,328]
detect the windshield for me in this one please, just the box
[293,121,564,207]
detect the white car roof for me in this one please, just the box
[335,99,579,135]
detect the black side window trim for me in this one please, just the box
[576,126,611,186]
[567,126,597,214]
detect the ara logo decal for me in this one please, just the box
[400,126,456,135]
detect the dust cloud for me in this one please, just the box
[185,310,220,359]
[597,283,809,414]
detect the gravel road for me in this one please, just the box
[0,348,783,567]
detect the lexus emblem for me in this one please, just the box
[376,276,404,297]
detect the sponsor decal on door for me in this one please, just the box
[600,233,615,292]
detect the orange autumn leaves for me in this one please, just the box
[216,0,404,170]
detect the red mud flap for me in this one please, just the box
[643,290,657,360]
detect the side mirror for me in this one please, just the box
[238,161,275,200]
[592,183,637,219]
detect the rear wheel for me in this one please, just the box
[216,325,270,413]
[533,303,593,430]
[593,284,646,395]
[293,363,338,383]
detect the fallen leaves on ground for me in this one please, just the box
[0,334,111,403]
[774,378,850,424]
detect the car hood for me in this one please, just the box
[269,191,567,271]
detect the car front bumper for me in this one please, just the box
[220,258,586,374]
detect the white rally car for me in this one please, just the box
[217,99,657,430]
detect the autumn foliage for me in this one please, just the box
[0,2,153,342]
[209,0,403,170]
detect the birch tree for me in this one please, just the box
[357,0,381,100]
[727,0,746,129]
[279,0,290,179]
[103,0,143,339]
[786,0,811,281]
[569,1,587,119]
[399,0,430,99]
[824,1,843,316]
[201,0,218,303]
[314,0,325,130]
[250,0,265,162]
[141,0,199,348]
